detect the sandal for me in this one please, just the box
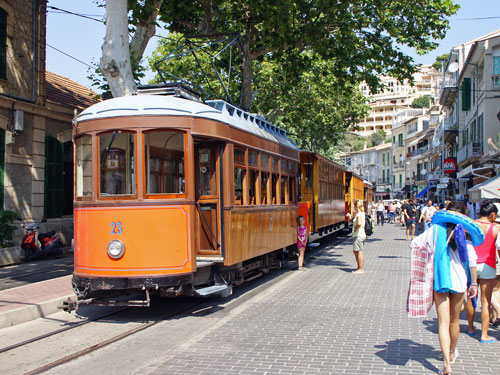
[450,348,459,364]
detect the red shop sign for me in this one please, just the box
[443,158,458,174]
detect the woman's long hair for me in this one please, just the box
[445,201,467,251]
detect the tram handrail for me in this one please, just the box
[195,202,221,249]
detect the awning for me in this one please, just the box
[417,187,428,198]
[401,185,411,193]
[468,174,500,202]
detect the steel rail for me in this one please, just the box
[0,307,129,354]
[21,301,204,375]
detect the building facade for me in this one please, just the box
[0,0,97,252]
[439,29,500,201]
[339,143,392,199]
[356,65,441,136]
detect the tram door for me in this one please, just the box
[194,142,222,259]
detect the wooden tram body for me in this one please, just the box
[71,91,300,304]
[298,151,346,235]
[344,171,365,222]
[69,87,366,308]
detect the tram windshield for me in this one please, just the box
[99,132,136,196]
[144,131,185,195]
[75,136,92,198]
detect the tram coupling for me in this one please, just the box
[60,289,151,313]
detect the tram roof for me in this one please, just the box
[77,95,297,149]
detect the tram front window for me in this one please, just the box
[75,136,92,198]
[144,131,185,195]
[99,132,135,196]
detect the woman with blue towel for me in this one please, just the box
[411,201,482,375]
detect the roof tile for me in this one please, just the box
[45,71,99,110]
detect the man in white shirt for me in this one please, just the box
[419,199,437,231]
[376,200,385,226]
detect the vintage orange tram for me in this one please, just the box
[71,86,300,306]
[70,85,366,308]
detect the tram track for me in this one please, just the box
[21,300,205,375]
[6,300,206,375]
[0,307,130,354]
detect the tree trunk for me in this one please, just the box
[129,0,164,65]
[239,42,254,110]
[100,0,136,97]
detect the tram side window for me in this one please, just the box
[281,176,287,204]
[248,169,258,205]
[76,136,92,198]
[144,131,185,195]
[261,172,269,204]
[99,132,135,196]
[289,177,296,203]
[234,167,244,205]
[305,164,313,188]
[271,174,278,204]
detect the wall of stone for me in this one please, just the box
[0,0,46,104]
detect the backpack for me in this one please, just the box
[365,215,374,236]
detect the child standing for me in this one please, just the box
[297,216,308,270]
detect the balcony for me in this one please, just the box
[377,178,391,185]
[407,146,430,158]
[439,74,458,106]
[427,172,439,181]
[458,142,483,165]
[393,161,405,170]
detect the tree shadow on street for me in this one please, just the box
[375,338,441,373]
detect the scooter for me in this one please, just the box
[20,218,64,261]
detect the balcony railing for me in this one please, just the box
[407,146,430,157]
[377,178,391,185]
[443,116,458,131]
[457,142,483,163]
[441,75,458,89]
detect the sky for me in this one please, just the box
[46,0,500,91]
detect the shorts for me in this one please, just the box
[477,263,497,280]
[406,218,416,226]
[353,235,366,251]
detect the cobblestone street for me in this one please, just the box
[148,223,500,375]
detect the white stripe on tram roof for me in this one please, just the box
[77,95,298,149]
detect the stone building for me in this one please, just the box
[0,0,98,255]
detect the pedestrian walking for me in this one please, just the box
[465,199,500,343]
[297,216,308,271]
[419,199,437,231]
[352,200,366,274]
[376,200,385,226]
[408,201,480,375]
[403,198,417,240]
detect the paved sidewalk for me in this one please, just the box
[150,224,500,375]
[0,275,74,328]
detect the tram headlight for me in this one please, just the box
[107,239,125,259]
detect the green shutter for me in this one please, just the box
[44,136,64,218]
[0,8,7,80]
[462,78,471,111]
[0,129,4,208]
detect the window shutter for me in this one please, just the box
[44,136,64,218]
[461,78,471,111]
[0,8,7,80]
[493,56,500,75]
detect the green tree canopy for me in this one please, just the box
[411,95,432,108]
[432,53,450,71]
[157,0,460,108]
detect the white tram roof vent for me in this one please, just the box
[135,83,202,102]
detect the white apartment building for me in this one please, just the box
[439,29,500,199]
[339,143,392,199]
[356,65,441,136]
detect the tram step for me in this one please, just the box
[194,284,232,297]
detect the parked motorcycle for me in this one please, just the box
[19,218,63,261]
